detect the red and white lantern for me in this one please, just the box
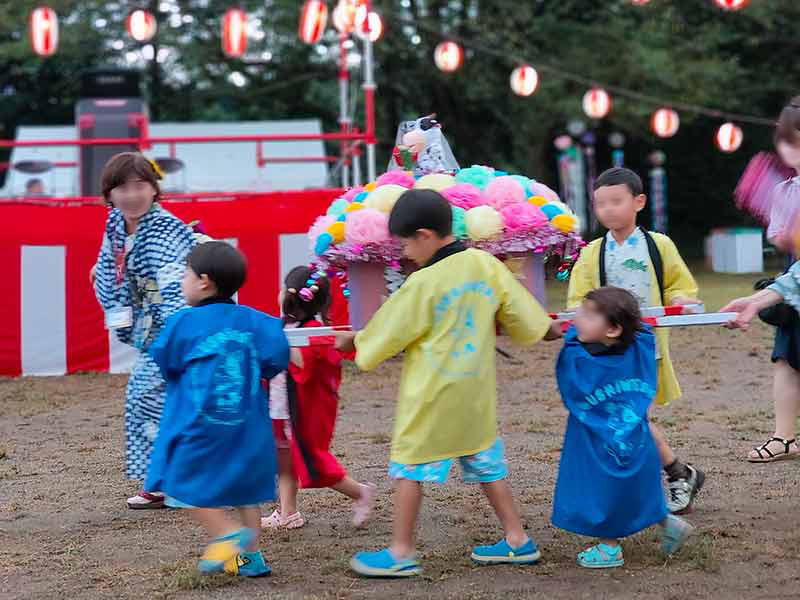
[583,87,612,119]
[126,9,157,43]
[714,0,748,10]
[716,122,743,153]
[355,7,383,42]
[222,8,248,58]
[299,0,328,45]
[29,6,58,57]
[651,108,680,138]
[510,65,539,97]
[434,41,463,73]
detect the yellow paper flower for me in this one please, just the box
[528,196,548,207]
[365,184,406,214]
[147,158,165,180]
[326,222,346,243]
[414,173,456,192]
[551,214,577,233]
[345,202,364,214]
[364,182,378,192]
[465,205,503,240]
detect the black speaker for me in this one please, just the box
[80,69,141,99]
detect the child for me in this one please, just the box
[336,189,563,578]
[567,167,704,515]
[552,286,694,568]
[145,241,289,577]
[262,266,375,530]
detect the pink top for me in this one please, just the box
[767,177,800,247]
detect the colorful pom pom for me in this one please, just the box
[364,182,378,192]
[500,202,548,233]
[365,184,406,214]
[308,214,337,251]
[441,183,485,210]
[510,175,532,197]
[451,205,468,239]
[465,205,503,241]
[376,171,416,189]
[484,176,527,210]
[551,213,577,233]
[326,198,350,216]
[455,165,494,189]
[337,214,347,222]
[540,204,564,220]
[345,202,364,214]
[343,186,365,201]
[327,221,346,243]
[354,192,369,203]
[344,208,391,245]
[414,173,456,192]
[529,182,560,203]
[528,196,549,207]
[314,232,333,255]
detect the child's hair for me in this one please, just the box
[388,189,453,238]
[282,266,331,325]
[101,152,163,207]
[187,241,247,299]
[584,286,643,348]
[775,96,800,146]
[594,167,643,197]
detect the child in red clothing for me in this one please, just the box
[262,266,374,530]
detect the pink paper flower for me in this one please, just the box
[484,176,526,210]
[442,183,485,210]
[308,214,337,251]
[342,186,366,201]
[501,202,548,233]
[345,208,390,245]
[529,182,560,203]
[375,171,415,189]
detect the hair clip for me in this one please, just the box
[299,288,314,302]
[146,158,165,180]
[287,288,297,294]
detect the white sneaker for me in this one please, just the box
[127,491,166,510]
[667,465,705,514]
[352,483,376,527]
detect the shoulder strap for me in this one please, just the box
[599,237,607,287]
[641,228,665,304]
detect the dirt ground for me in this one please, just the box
[2,272,799,600]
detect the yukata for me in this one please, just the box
[552,327,667,538]
[567,228,698,406]
[94,204,196,479]
[145,299,289,507]
[353,242,551,479]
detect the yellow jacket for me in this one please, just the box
[567,232,698,405]
[355,248,552,464]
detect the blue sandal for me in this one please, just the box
[577,543,624,569]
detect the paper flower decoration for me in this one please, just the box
[343,186,365,201]
[364,182,377,192]
[485,176,526,210]
[344,208,391,245]
[315,232,333,255]
[529,182,560,203]
[345,202,364,214]
[528,196,549,207]
[501,202,548,233]
[441,183,485,210]
[511,175,533,197]
[308,214,337,249]
[365,184,407,214]
[326,198,350,216]
[327,221,346,243]
[451,205,468,238]
[541,204,564,220]
[414,173,456,192]
[551,213,577,233]
[465,205,503,240]
[376,170,416,189]
[455,165,494,189]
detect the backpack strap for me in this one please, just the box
[599,236,608,287]
[641,227,665,305]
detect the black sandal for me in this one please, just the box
[748,437,800,463]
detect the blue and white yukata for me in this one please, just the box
[95,204,196,480]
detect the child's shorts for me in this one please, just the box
[271,419,292,450]
[388,438,508,484]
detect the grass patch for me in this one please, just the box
[157,561,243,596]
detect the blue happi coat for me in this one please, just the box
[94,204,196,479]
[145,299,289,508]
[551,326,667,538]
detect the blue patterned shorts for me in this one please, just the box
[388,438,508,484]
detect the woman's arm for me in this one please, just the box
[721,288,784,330]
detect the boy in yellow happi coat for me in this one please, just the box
[337,189,563,578]
[567,167,705,515]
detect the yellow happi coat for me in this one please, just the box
[355,248,551,464]
[567,231,698,406]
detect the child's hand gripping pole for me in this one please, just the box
[549,304,739,331]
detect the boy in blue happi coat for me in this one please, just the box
[145,241,289,577]
[552,286,694,569]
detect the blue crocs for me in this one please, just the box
[661,514,694,556]
[197,528,257,574]
[577,543,624,569]
[350,548,421,578]
[224,551,272,577]
[471,537,541,565]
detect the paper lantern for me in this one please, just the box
[651,108,680,138]
[222,8,248,58]
[332,0,360,34]
[510,65,539,97]
[29,7,58,57]
[355,6,383,42]
[434,41,463,73]
[714,0,748,10]
[126,9,157,42]
[716,122,743,153]
[583,88,611,119]
[299,0,328,45]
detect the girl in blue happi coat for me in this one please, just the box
[552,286,694,569]
[146,241,289,577]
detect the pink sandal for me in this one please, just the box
[261,509,305,529]
[352,483,376,527]
[127,491,166,510]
